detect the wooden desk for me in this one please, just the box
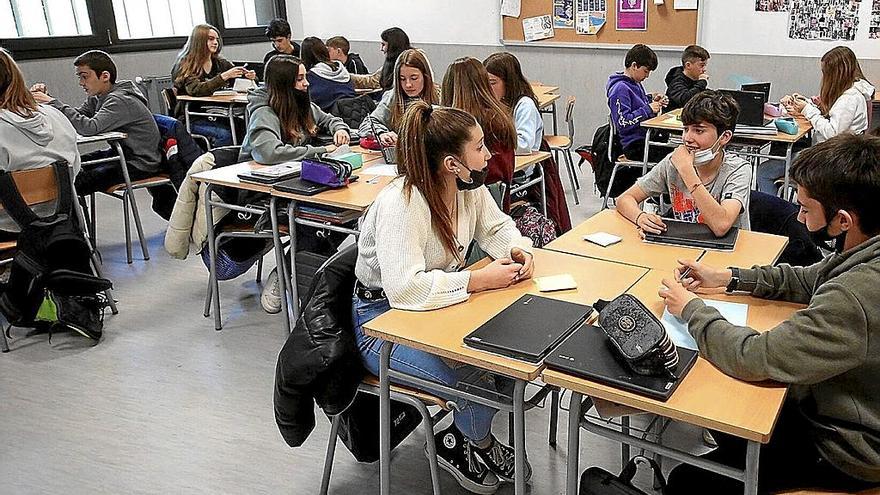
[701,230,788,269]
[514,150,551,173]
[364,249,649,495]
[537,92,561,110]
[511,150,552,217]
[546,269,803,495]
[545,209,702,270]
[76,131,127,145]
[270,158,391,212]
[531,83,560,94]
[176,93,248,104]
[176,93,249,145]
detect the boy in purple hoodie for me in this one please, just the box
[607,44,669,163]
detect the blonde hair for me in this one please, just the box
[0,48,37,118]
[175,24,222,84]
[819,46,867,115]
[389,49,438,131]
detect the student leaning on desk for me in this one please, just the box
[353,101,534,494]
[658,134,880,494]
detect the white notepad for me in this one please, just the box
[583,232,622,247]
[533,274,578,292]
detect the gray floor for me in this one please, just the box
[0,155,704,494]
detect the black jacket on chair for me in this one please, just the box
[273,244,364,448]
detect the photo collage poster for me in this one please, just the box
[788,0,861,41]
[871,0,880,38]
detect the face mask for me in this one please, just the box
[807,213,847,253]
[693,134,726,166]
[452,157,488,191]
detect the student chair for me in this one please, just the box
[86,142,173,264]
[1,164,118,352]
[601,117,657,210]
[545,96,580,205]
[162,88,210,151]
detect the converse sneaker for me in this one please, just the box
[430,424,500,494]
[260,268,282,314]
[472,434,532,483]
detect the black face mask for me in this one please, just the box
[454,160,489,191]
[807,217,847,253]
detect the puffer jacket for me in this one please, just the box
[274,244,364,447]
[164,152,230,259]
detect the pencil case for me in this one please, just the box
[301,157,353,188]
[775,118,799,135]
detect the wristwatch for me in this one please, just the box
[725,267,741,293]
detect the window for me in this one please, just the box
[1,0,92,38]
[220,0,277,29]
[111,0,205,39]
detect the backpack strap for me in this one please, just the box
[51,161,74,217]
[0,170,40,229]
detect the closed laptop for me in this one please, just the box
[643,219,738,251]
[463,294,592,363]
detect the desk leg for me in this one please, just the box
[566,391,583,495]
[269,198,291,334]
[286,201,300,321]
[551,101,559,135]
[621,415,631,467]
[379,341,392,495]
[538,162,548,217]
[185,102,193,136]
[744,440,761,495]
[513,379,527,494]
[782,143,794,201]
[204,184,222,330]
[642,129,652,175]
[228,103,238,146]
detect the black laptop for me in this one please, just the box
[720,89,772,126]
[643,219,738,251]
[463,295,592,364]
[273,177,330,195]
[545,325,699,401]
[741,82,771,102]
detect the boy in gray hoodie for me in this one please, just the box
[660,133,880,493]
[31,50,161,196]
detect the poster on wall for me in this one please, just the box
[755,0,789,11]
[554,0,575,28]
[502,0,522,17]
[616,0,647,30]
[871,0,880,38]
[576,0,607,34]
[523,14,555,41]
[788,0,860,41]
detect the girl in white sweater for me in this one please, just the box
[354,101,534,493]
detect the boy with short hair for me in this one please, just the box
[263,18,300,64]
[30,50,162,197]
[616,90,751,235]
[607,43,669,163]
[664,44,711,111]
[659,133,880,493]
[326,36,369,75]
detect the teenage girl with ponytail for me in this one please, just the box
[353,100,534,493]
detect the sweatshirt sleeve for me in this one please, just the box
[311,103,349,136]
[472,187,533,260]
[667,78,707,110]
[802,92,865,142]
[358,90,393,137]
[374,190,472,311]
[49,95,129,137]
[513,97,543,151]
[247,108,328,163]
[351,70,381,90]
[681,279,868,384]
[736,262,823,305]
[609,84,654,132]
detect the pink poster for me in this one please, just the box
[616,0,647,30]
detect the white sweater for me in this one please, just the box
[513,96,544,153]
[802,79,874,144]
[356,177,533,311]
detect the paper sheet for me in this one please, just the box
[674,0,698,9]
[523,15,555,42]
[325,144,352,158]
[502,0,521,17]
[363,164,398,177]
[661,300,749,350]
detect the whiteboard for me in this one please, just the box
[297,0,503,46]
[701,1,880,59]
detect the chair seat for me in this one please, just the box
[545,135,572,150]
[362,374,452,411]
[0,240,16,251]
[103,174,171,194]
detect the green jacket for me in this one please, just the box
[682,235,880,481]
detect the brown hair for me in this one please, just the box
[483,52,538,109]
[326,36,350,54]
[175,24,222,84]
[0,48,37,118]
[265,55,316,142]
[301,37,338,71]
[819,46,866,115]
[398,101,478,260]
[441,57,516,151]
[389,49,438,131]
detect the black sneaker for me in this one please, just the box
[54,294,104,341]
[472,435,532,483]
[430,424,500,494]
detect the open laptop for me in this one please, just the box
[741,82,771,102]
[463,294,592,364]
[368,116,397,164]
[545,325,699,401]
[720,89,772,127]
[643,219,739,251]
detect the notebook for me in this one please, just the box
[643,219,738,251]
[545,325,699,401]
[462,294,592,363]
[273,177,330,195]
[237,162,301,184]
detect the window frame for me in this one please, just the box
[1,0,286,60]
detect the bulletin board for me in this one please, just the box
[502,0,699,48]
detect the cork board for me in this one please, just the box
[502,1,698,48]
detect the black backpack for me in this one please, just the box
[590,124,640,198]
[330,94,377,129]
[0,162,112,336]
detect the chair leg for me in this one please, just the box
[204,276,214,317]
[256,255,263,283]
[88,193,97,245]
[548,388,559,448]
[319,414,342,495]
[601,164,622,210]
[568,150,581,189]
[122,192,133,264]
[126,189,150,261]
[1,323,9,353]
[508,411,515,446]
[563,151,580,205]
[412,400,442,495]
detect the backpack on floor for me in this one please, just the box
[512,203,557,248]
[0,162,112,336]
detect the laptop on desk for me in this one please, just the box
[545,325,699,401]
[462,294,592,364]
[720,89,772,127]
[741,82,771,102]
[643,219,739,251]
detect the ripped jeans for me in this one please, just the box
[352,294,507,443]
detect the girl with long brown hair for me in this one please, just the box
[441,57,517,195]
[357,48,438,146]
[353,100,534,492]
[483,52,543,154]
[299,36,356,112]
[0,48,79,174]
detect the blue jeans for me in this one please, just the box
[756,158,787,195]
[352,294,501,443]
[191,118,233,148]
